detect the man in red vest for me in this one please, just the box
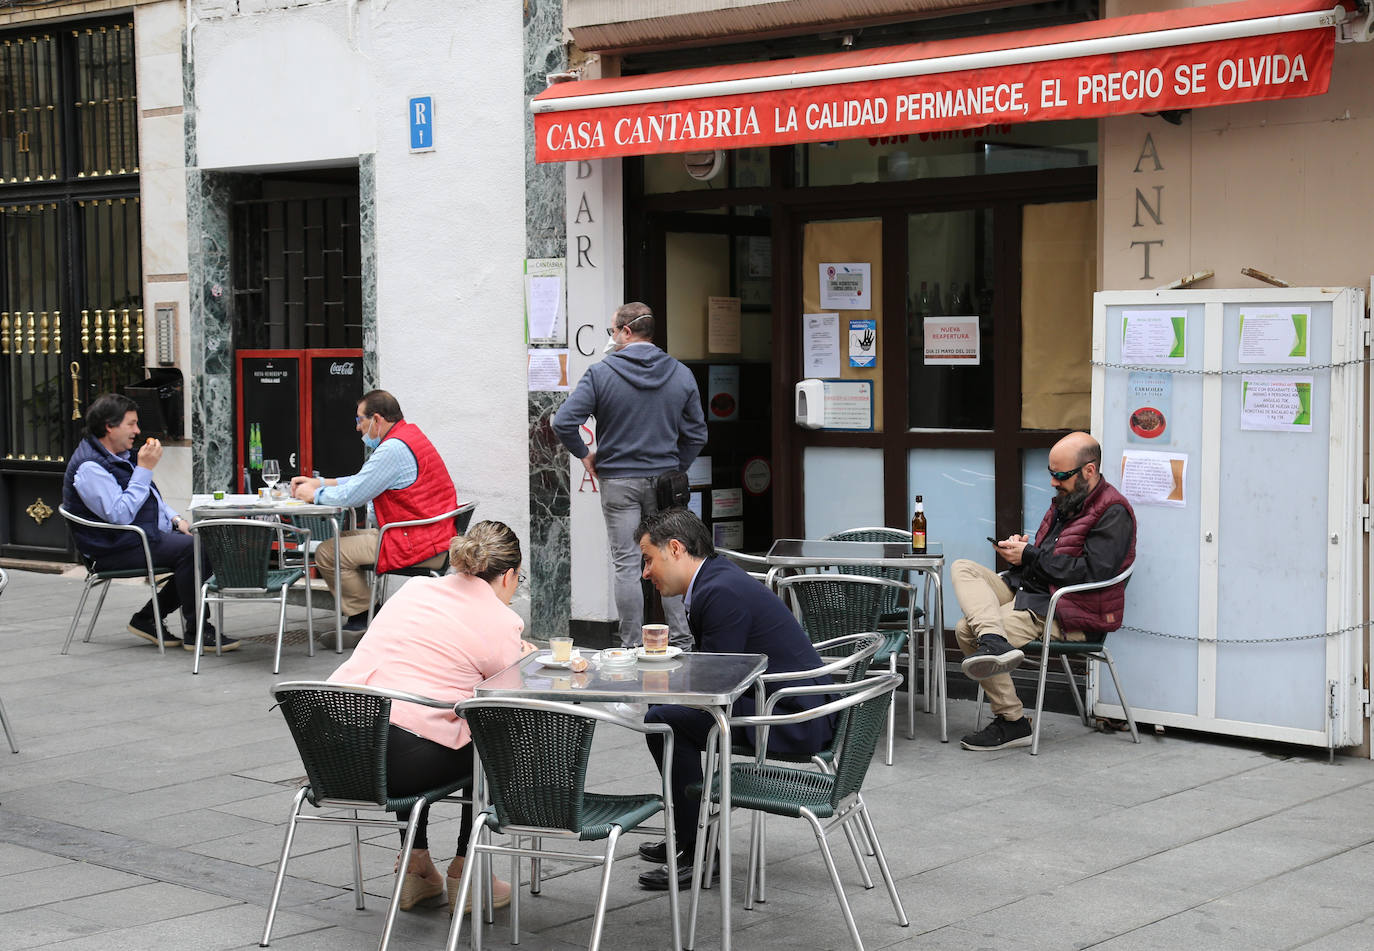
[291,390,458,638]
[952,431,1136,751]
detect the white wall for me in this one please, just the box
[191,0,530,612]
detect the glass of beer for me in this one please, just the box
[641,623,670,655]
[549,636,574,663]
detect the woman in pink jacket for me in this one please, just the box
[328,520,535,915]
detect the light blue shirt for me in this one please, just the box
[73,451,178,532]
[314,437,417,508]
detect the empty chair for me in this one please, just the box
[775,574,908,764]
[688,673,908,951]
[445,698,681,951]
[715,547,777,586]
[191,518,313,674]
[58,505,178,654]
[262,682,473,951]
[367,501,477,624]
[973,565,1139,755]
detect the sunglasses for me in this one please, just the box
[1048,464,1085,481]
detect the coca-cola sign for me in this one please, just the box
[329,362,355,376]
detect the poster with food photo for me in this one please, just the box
[1127,371,1171,443]
[707,365,740,421]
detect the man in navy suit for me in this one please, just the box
[633,508,834,890]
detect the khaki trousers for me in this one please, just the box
[314,528,446,617]
[951,558,1082,721]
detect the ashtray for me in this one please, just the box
[599,648,637,668]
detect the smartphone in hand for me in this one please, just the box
[986,536,1000,546]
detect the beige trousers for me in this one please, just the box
[951,558,1082,721]
[314,528,446,617]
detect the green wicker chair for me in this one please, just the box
[0,567,16,752]
[972,565,1139,755]
[444,698,681,951]
[262,681,473,951]
[278,512,347,652]
[191,518,313,674]
[366,501,477,625]
[687,674,908,951]
[58,504,180,654]
[775,574,908,764]
[824,527,941,744]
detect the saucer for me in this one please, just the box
[534,651,574,669]
[636,645,683,662]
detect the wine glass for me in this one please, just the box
[261,459,281,498]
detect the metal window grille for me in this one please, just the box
[232,195,363,349]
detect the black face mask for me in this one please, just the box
[1053,480,1091,520]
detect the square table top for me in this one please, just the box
[475,650,768,708]
[766,537,944,569]
[188,494,344,517]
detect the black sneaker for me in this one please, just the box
[183,625,240,653]
[638,851,719,891]
[127,613,179,647]
[960,716,1033,751]
[342,611,371,633]
[960,633,1025,680]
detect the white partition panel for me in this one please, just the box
[1093,288,1365,749]
[908,448,995,623]
[802,447,884,539]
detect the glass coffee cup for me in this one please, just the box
[641,623,670,655]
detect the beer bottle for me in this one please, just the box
[911,494,927,554]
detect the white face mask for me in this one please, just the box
[603,332,620,354]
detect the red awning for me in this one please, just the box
[533,0,1350,162]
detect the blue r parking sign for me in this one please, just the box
[409,96,434,152]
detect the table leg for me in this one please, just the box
[329,516,343,653]
[931,572,947,743]
[709,706,733,951]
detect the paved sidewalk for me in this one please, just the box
[2,566,1374,951]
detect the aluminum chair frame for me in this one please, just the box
[367,501,477,625]
[775,573,911,765]
[973,564,1139,755]
[715,547,781,587]
[0,567,16,752]
[262,681,474,951]
[58,505,180,655]
[191,518,314,674]
[822,526,943,742]
[444,697,681,951]
[688,674,908,951]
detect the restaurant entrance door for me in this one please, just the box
[787,192,1097,624]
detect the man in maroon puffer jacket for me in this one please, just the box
[953,431,1136,751]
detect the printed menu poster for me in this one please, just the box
[849,319,876,368]
[707,365,740,421]
[819,262,871,310]
[708,296,741,353]
[803,313,841,377]
[1127,372,1172,443]
[1240,376,1313,432]
[1121,309,1187,364]
[923,317,980,366]
[524,257,566,345]
[1120,449,1187,508]
[1238,308,1310,364]
[711,488,743,518]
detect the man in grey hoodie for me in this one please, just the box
[553,302,707,649]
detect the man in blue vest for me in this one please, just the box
[62,393,236,652]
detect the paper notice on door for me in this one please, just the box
[923,317,980,365]
[687,455,712,487]
[803,313,841,378]
[687,492,703,519]
[849,319,876,368]
[1240,376,1313,432]
[526,348,569,391]
[524,258,566,345]
[1238,308,1310,364]
[1120,449,1186,507]
[1121,309,1186,364]
[711,488,743,519]
[712,520,744,549]
[819,263,871,310]
[708,296,741,353]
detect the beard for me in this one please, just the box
[1053,481,1091,520]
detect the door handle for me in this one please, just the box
[70,362,81,420]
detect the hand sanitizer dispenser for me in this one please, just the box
[794,379,824,429]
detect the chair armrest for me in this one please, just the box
[717,547,769,568]
[374,503,474,559]
[1045,563,1135,631]
[732,673,902,729]
[757,633,883,685]
[272,680,461,709]
[59,504,158,570]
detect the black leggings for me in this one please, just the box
[386,726,474,853]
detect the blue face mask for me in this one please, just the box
[361,419,381,450]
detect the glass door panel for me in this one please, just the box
[906,208,994,430]
[909,447,995,622]
[803,447,883,539]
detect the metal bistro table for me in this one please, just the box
[472,650,768,951]
[187,494,346,653]
[766,538,947,743]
